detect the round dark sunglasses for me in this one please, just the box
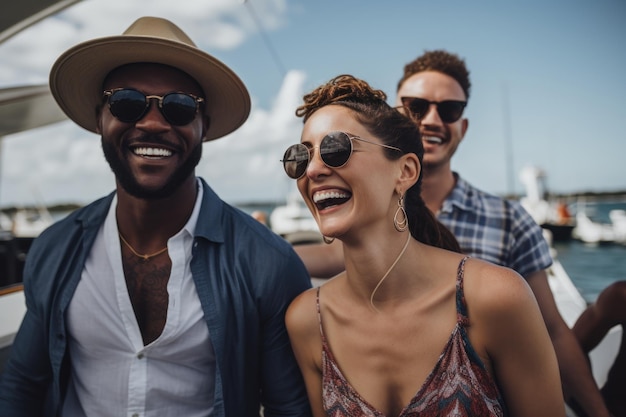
[103,88,204,126]
[400,96,466,124]
[281,131,402,179]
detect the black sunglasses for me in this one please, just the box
[400,97,466,124]
[103,88,204,126]
[281,131,402,179]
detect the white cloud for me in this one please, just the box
[0,0,288,86]
[0,0,298,207]
[198,70,306,205]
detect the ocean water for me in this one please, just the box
[556,240,625,303]
[555,200,626,303]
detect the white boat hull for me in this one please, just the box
[548,260,621,389]
[0,288,25,350]
[573,212,616,244]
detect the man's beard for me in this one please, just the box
[102,136,202,200]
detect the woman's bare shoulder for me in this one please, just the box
[286,286,319,335]
[462,257,537,316]
[461,258,550,365]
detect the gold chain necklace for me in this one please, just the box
[369,232,412,310]
[118,232,168,261]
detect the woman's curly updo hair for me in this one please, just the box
[295,74,460,253]
[296,75,388,121]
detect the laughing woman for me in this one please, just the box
[283,75,565,417]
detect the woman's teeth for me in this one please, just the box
[313,191,350,203]
[313,190,351,209]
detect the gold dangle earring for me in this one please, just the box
[394,194,408,232]
[323,236,335,244]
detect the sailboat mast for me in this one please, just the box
[502,82,515,197]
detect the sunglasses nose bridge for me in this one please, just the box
[308,145,323,166]
[144,95,163,111]
[304,145,332,178]
[135,95,170,127]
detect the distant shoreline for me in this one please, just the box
[2,189,626,215]
[235,189,626,211]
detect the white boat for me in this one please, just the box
[570,198,626,245]
[269,193,322,244]
[548,260,622,388]
[572,210,616,244]
[517,167,622,386]
[0,285,25,369]
[544,230,622,393]
[2,207,54,238]
[0,0,80,371]
[609,209,626,244]
[519,166,575,241]
[0,206,54,293]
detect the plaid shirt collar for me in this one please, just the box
[440,172,476,215]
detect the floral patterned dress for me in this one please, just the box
[318,257,507,416]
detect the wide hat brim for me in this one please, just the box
[50,23,250,142]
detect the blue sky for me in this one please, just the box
[0,0,624,207]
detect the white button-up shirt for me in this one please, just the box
[63,184,215,417]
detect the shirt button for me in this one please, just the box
[137,353,144,359]
[132,414,139,417]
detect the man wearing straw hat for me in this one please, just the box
[0,17,312,417]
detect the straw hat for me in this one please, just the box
[49,16,250,141]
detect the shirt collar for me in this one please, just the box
[183,178,203,238]
[440,172,476,214]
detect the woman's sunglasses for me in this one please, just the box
[400,97,466,124]
[102,88,204,126]
[281,131,402,179]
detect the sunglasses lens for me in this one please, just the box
[401,97,466,124]
[320,132,352,168]
[108,90,148,123]
[402,97,429,120]
[282,132,353,179]
[161,93,199,126]
[282,144,310,179]
[438,101,466,123]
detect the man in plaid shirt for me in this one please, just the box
[396,49,610,417]
[434,173,552,278]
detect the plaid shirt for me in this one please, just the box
[437,173,552,279]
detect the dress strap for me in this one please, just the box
[456,256,471,326]
[316,287,327,342]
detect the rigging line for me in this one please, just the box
[242,0,288,78]
[502,82,515,197]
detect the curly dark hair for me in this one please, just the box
[296,75,388,122]
[295,74,461,253]
[397,50,471,100]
